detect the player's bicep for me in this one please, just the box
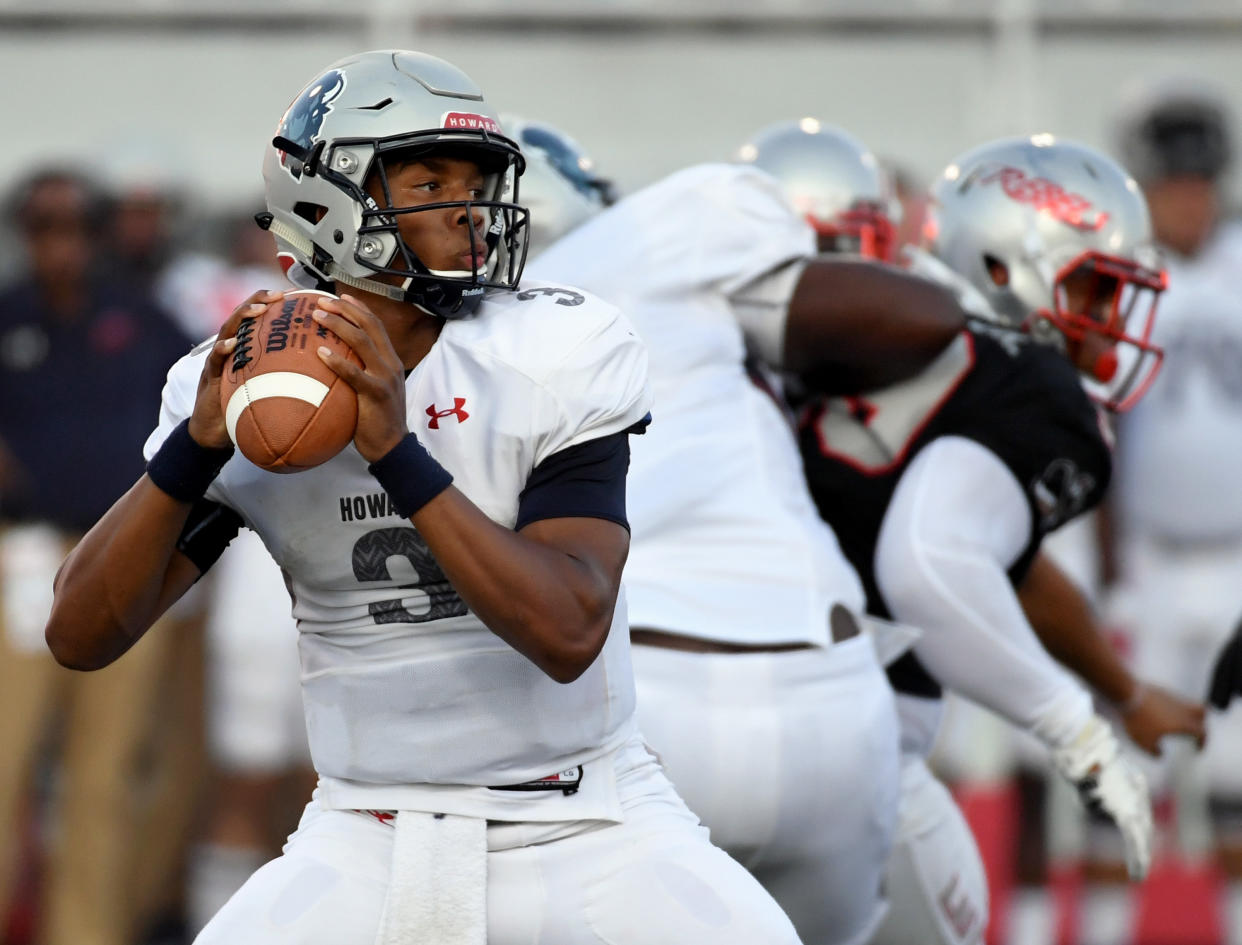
[518,516,630,591]
[875,436,1031,616]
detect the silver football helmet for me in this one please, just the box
[260,50,528,319]
[922,135,1167,411]
[501,116,614,258]
[737,118,896,261]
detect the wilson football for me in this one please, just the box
[219,289,360,473]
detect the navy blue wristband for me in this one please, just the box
[146,419,235,503]
[367,433,453,518]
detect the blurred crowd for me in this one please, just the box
[0,168,312,945]
[2,76,1242,945]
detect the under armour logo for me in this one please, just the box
[426,397,469,429]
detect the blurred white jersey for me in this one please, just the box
[531,164,864,646]
[145,282,651,821]
[1117,222,1242,542]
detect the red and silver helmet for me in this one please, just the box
[261,50,528,320]
[921,135,1168,411]
[737,118,896,261]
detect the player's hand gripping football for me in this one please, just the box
[188,289,284,450]
[1053,714,1153,881]
[1207,615,1242,711]
[1120,683,1207,756]
[312,294,410,463]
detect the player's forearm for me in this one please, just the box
[784,258,965,389]
[46,477,196,670]
[1018,551,1137,708]
[882,538,1095,746]
[411,489,620,683]
[876,439,1094,746]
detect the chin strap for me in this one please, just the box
[265,216,408,302]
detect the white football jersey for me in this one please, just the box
[145,281,651,820]
[531,164,864,647]
[1117,222,1242,541]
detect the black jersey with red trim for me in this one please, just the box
[797,323,1112,698]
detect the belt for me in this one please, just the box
[631,606,860,654]
[629,629,815,654]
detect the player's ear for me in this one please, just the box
[984,255,1010,287]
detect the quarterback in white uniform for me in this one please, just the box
[528,125,969,944]
[46,51,806,944]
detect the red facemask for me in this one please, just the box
[809,202,897,263]
[1035,249,1168,412]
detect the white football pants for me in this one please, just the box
[632,635,901,945]
[193,735,803,945]
[868,753,988,945]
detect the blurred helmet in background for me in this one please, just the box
[920,135,1167,410]
[1114,76,1233,184]
[502,116,615,259]
[261,49,528,320]
[737,118,896,261]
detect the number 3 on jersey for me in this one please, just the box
[351,526,467,624]
[801,333,975,473]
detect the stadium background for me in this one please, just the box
[2,2,1240,944]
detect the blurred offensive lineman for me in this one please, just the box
[780,131,1207,944]
[44,50,813,944]
[526,122,971,944]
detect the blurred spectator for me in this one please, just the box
[0,165,194,945]
[159,205,285,339]
[1097,76,1242,945]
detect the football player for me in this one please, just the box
[780,130,1206,945]
[528,120,970,944]
[45,50,811,945]
[1105,77,1242,945]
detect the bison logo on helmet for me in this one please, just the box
[276,69,346,178]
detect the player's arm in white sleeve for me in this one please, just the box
[875,434,1154,880]
[875,435,1094,744]
[46,293,271,671]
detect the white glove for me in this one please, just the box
[1052,715,1153,881]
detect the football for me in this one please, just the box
[219,289,360,473]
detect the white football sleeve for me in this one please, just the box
[142,344,208,462]
[142,342,235,508]
[874,435,1095,749]
[704,166,814,297]
[729,258,808,369]
[533,309,653,466]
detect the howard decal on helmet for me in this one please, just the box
[260,50,530,320]
[914,135,1168,412]
[737,118,897,261]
